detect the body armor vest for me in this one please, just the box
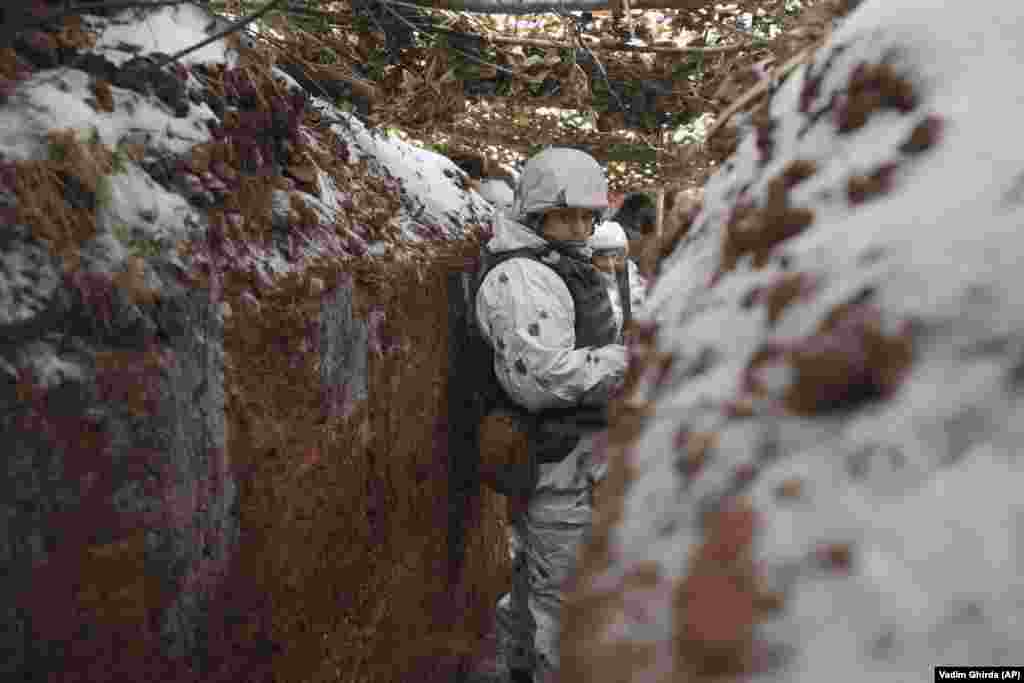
[480,245,619,348]
[467,244,629,495]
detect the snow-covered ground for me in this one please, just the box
[0,64,218,161]
[0,2,496,290]
[319,103,496,240]
[83,4,240,67]
[566,1,1024,680]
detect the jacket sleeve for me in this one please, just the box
[476,258,627,413]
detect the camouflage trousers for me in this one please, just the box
[495,432,606,682]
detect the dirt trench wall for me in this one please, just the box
[0,235,259,681]
[223,246,510,683]
[1,6,509,677]
[1,227,509,683]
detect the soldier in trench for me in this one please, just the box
[473,148,628,683]
[589,219,648,335]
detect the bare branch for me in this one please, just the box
[432,26,756,54]
[403,0,712,13]
[255,31,380,101]
[155,0,286,68]
[376,0,531,80]
[428,119,662,166]
[702,44,813,144]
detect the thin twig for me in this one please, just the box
[154,0,286,68]
[702,44,813,143]
[432,118,652,161]
[361,0,401,52]
[643,185,664,276]
[431,24,756,54]
[376,0,527,80]
[220,0,754,55]
[557,8,628,119]
[256,29,379,100]
[391,0,720,14]
[621,0,633,42]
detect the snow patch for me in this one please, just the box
[85,5,237,67]
[317,101,494,240]
[596,0,1024,679]
[0,68,214,161]
[99,161,204,248]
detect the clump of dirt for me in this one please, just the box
[744,299,915,416]
[674,498,782,679]
[776,477,804,501]
[846,162,899,205]
[836,62,917,133]
[763,271,817,326]
[89,78,115,112]
[720,183,815,274]
[815,541,854,572]
[900,115,944,155]
[10,129,114,264]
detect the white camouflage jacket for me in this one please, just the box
[475,214,628,414]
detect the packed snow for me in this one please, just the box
[0,67,217,161]
[574,0,1024,680]
[319,102,496,240]
[84,4,239,67]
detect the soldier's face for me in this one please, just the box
[592,250,626,273]
[541,208,597,243]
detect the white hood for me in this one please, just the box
[479,178,515,209]
[486,212,548,254]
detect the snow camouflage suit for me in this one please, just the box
[474,148,629,681]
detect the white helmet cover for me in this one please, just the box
[589,221,629,253]
[478,178,514,209]
[511,147,609,222]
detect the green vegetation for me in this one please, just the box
[672,112,712,144]
[47,137,69,162]
[316,46,339,65]
[674,53,706,82]
[111,220,168,259]
[96,175,114,209]
[427,142,451,156]
[111,144,130,175]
